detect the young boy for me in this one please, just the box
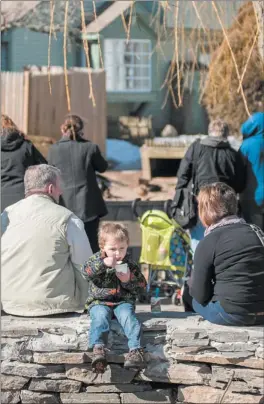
[81,222,147,373]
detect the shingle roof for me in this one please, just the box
[1,0,110,32]
[1,1,41,27]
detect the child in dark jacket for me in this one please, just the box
[81,222,147,373]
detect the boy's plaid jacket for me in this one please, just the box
[81,252,147,310]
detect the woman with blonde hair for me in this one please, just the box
[189,182,264,326]
[1,114,46,212]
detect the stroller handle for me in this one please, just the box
[164,199,173,219]
[132,198,141,218]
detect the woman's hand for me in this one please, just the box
[116,270,131,283]
[103,256,117,268]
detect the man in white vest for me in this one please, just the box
[1,164,92,316]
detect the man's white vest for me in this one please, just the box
[1,194,87,316]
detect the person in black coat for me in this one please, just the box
[47,115,108,253]
[175,119,246,253]
[189,182,264,326]
[1,114,47,212]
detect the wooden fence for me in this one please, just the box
[1,69,107,154]
[1,72,25,131]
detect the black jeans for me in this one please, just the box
[84,217,100,253]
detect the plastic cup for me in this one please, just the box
[115,262,128,274]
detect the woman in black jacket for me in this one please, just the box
[47,115,108,253]
[189,182,264,326]
[1,114,47,212]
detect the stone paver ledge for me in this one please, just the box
[1,312,263,403]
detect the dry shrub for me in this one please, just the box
[202,2,264,136]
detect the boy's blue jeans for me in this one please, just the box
[89,303,142,350]
[193,299,264,326]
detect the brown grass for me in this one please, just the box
[202,2,264,136]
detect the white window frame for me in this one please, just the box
[104,39,152,93]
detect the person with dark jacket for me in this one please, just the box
[239,112,264,230]
[189,182,264,326]
[175,119,245,252]
[1,114,47,212]
[47,115,108,253]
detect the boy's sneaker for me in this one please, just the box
[124,348,146,369]
[92,345,107,374]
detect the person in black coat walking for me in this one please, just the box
[175,119,246,253]
[1,114,47,212]
[47,115,108,253]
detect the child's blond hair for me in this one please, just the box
[98,222,129,250]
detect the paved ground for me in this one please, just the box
[103,171,176,201]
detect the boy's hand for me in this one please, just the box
[103,256,117,268]
[116,269,131,283]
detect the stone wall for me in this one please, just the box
[1,312,263,404]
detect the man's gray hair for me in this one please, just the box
[24,164,61,194]
[208,119,229,138]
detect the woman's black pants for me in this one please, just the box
[84,217,100,253]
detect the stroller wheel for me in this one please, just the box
[146,293,152,304]
[138,292,151,304]
[171,290,181,306]
[138,294,147,303]
[164,286,174,298]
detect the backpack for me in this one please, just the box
[171,140,201,229]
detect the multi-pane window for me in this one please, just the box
[104,39,151,92]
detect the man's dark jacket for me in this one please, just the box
[176,137,245,194]
[47,136,108,222]
[1,128,47,212]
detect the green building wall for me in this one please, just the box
[5,28,78,72]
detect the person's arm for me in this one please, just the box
[81,253,108,281]
[47,147,54,166]
[189,236,215,305]
[240,116,256,138]
[176,142,196,190]
[66,215,93,266]
[91,144,108,173]
[30,143,47,165]
[1,210,9,235]
[120,260,147,295]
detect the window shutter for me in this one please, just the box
[117,40,125,91]
[104,39,115,91]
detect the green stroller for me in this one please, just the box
[132,199,193,304]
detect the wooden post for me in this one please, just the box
[23,71,30,134]
[141,145,152,180]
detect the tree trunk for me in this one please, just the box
[253,0,264,60]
